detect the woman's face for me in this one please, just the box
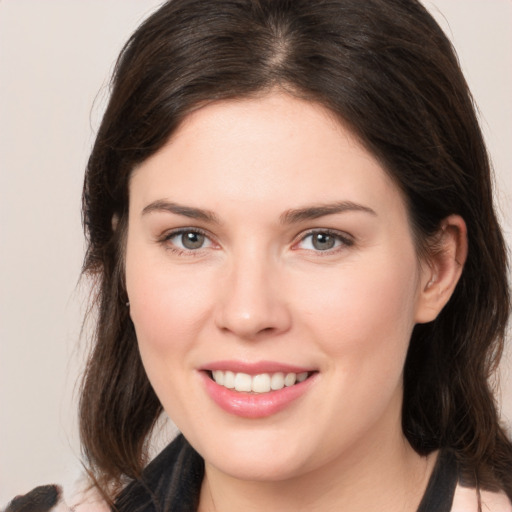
[125,92,432,481]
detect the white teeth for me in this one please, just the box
[212,370,224,386]
[224,370,235,389]
[252,373,271,393]
[211,370,310,393]
[284,373,296,387]
[270,372,285,390]
[234,372,252,392]
[297,372,308,382]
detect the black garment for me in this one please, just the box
[115,435,204,512]
[417,449,459,512]
[114,434,459,512]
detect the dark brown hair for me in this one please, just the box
[80,0,512,499]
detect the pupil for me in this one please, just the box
[313,233,335,250]
[182,232,204,249]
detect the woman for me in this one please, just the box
[6,0,512,511]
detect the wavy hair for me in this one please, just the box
[79,0,512,498]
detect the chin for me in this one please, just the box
[208,453,309,482]
[194,428,314,482]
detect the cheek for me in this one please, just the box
[297,253,419,368]
[125,248,214,361]
[125,258,218,424]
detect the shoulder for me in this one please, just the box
[66,485,110,512]
[3,484,109,512]
[451,484,512,512]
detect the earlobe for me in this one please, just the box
[415,215,468,324]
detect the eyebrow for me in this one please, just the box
[141,199,376,225]
[142,200,220,224]
[280,201,377,224]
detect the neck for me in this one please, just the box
[198,412,437,512]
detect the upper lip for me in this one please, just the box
[199,360,315,375]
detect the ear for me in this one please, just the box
[415,214,468,324]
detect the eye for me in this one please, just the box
[163,229,213,251]
[295,230,353,252]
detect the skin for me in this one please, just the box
[125,92,466,511]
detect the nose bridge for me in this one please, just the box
[215,243,290,339]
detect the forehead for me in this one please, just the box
[129,92,407,223]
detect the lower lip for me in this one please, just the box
[201,372,317,419]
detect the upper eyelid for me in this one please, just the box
[161,226,212,240]
[294,228,353,243]
[157,227,353,250]
[158,227,216,250]
[291,230,355,256]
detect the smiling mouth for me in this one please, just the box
[207,370,315,393]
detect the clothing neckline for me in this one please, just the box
[114,435,458,512]
[416,449,458,512]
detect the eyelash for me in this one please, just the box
[158,228,354,256]
[292,229,354,255]
[159,227,215,256]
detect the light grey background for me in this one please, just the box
[1,0,511,503]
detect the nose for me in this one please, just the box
[214,252,292,340]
